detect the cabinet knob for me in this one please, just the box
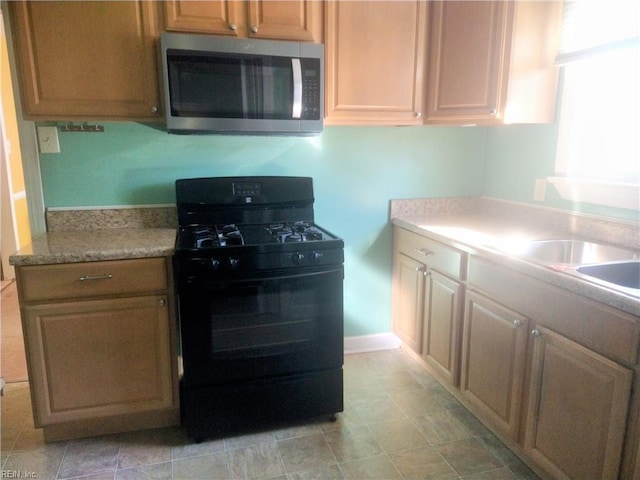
[229,23,237,31]
[512,319,522,327]
[531,329,541,337]
[158,298,166,307]
[414,112,422,118]
[251,25,258,33]
[490,109,498,117]
[150,106,158,114]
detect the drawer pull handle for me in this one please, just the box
[415,248,434,257]
[79,274,113,282]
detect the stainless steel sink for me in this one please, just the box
[516,239,638,266]
[577,261,640,290]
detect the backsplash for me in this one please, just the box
[46,206,177,231]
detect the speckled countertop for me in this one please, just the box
[9,228,177,266]
[390,198,640,318]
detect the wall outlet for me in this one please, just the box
[534,178,547,202]
[37,126,60,154]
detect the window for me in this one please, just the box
[550,0,640,210]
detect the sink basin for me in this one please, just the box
[516,239,638,266]
[577,261,640,290]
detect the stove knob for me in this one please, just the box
[209,259,220,271]
[292,253,305,265]
[229,258,240,269]
[309,252,324,264]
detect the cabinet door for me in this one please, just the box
[392,253,425,353]
[525,327,632,480]
[24,296,173,427]
[246,1,322,42]
[164,0,243,36]
[324,0,427,125]
[9,1,161,120]
[425,1,509,124]
[461,292,528,441]
[422,269,462,386]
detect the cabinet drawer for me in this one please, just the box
[19,258,168,302]
[395,227,465,279]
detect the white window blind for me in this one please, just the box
[556,0,640,64]
[551,0,640,210]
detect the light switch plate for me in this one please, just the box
[37,126,60,153]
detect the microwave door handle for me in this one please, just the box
[292,58,302,119]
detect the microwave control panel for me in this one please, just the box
[301,59,322,120]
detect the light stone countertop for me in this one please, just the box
[392,214,640,318]
[9,228,177,266]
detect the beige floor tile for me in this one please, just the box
[324,425,383,463]
[276,433,336,473]
[388,445,458,480]
[461,466,519,479]
[57,437,120,479]
[287,464,345,480]
[347,396,407,425]
[3,446,67,480]
[413,409,475,444]
[172,451,229,479]
[116,462,172,480]
[435,437,504,477]
[227,441,285,479]
[340,453,403,480]
[367,418,430,454]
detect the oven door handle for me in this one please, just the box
[209,340,315,360]
[181,267,343,288]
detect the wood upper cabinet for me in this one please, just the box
[425,1,562,125]
[8,1,162,121]
[461,291,529,441]
[525,326,632,480]
[164,0,322,42]
[324,1,427,125]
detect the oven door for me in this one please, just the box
[177,267,343,387]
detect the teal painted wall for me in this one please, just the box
[40,124,487,336]
[484,123,639,222]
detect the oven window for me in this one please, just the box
[167,52,293,120]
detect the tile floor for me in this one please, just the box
[1,280,28,383]
[0,348,540,480]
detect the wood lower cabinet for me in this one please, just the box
[324,1,427,125]
[525,326,633,480]
[392,227,465,387]
[467,255,639,480]
[425,1,562,125]
[164,0,322,42]
[392,252,426,353]
[461,291,529,441]
[422,269,462,385]
[8,1,162,121]
[16,258,179,441]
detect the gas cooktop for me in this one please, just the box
[177,221,339,251]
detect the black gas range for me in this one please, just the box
[173,176,344,441]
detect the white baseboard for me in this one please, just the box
[344,333,402,355]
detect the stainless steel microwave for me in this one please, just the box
[159,33,324,135]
